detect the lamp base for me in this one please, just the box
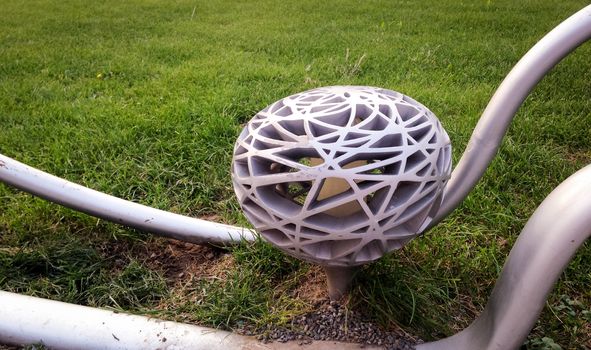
[323,266,359,300]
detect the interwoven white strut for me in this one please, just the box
[231,86,452,266]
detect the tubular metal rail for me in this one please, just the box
[0,4,590,350]
[418,164,591,350]
[0,154,257,245]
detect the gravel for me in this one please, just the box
[239,301,419,350]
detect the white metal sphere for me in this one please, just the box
[231,86,451,266]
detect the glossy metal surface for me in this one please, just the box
[428,3,591,229]
[416,5,591,348]
[419,165,591,350]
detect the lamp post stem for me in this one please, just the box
[323,266,359,300]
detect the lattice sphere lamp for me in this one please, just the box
[231,86,452,297]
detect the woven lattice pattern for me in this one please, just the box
[232,86,451,266]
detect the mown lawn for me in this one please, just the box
[1,0,590,348]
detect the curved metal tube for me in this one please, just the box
[0,291,248,350]
[0,154,256,244]
[0,291,371,350]
[419,164,591,350]
[429,4,591,228]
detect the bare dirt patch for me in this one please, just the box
[290,265,329,303]
[98,236,234,285]
[564,150,591,166]
[96,238,419,349]
[142,239,233,282]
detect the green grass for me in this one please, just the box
[1,0,590,348]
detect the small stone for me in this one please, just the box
[239,300,418,350]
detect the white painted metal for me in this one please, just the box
[415,5,591,348]
[0,154,256,245]
[419,164,591,350]
[231,86,452,266]
[428,3,591,229]
[0,291,374,350]
[0,291,240,349]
